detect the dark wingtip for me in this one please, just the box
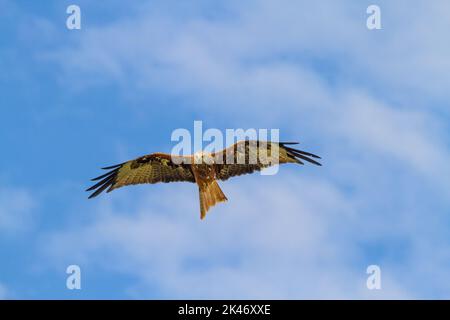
[101,163,123,170]
[87,165,121,198]
[282,144,322,166]
[309,153,321,159]
[298,156,321,166]
[279,141,299,145]
[90,168,119,181]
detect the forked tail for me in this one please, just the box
[198,180,228,219]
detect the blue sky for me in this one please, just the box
[1,0,450,299]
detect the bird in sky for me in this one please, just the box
[87,140,321,219]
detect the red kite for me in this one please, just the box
[87,140,321,219]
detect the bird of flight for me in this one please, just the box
[87,140,321,219]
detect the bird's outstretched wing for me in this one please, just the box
[213,141,321,181]
[86,153,195,198]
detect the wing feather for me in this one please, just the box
[87,153,195,198]
[213,140,321,181]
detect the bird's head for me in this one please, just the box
[193,151,214,165]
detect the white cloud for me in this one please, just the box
[43,175,421,299]
[34,0,450,299]
[43,0,450,184]
[0,283,8,300]
[330,91,450,186]
[47,0,450,102]
[0,186,35,234]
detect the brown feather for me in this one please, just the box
[214,140,321,180]
[87,153,195,198]
[87,141,321,220]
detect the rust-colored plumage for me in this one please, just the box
[87,140,321,219]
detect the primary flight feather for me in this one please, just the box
[87,140,321,219]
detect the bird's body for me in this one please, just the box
[87,140,321,219]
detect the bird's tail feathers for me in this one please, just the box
[199,180,227,220]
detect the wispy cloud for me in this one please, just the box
[0,283,8,300]
[48,1,450,102]
[43,172,438,299]
[45,0,450,185]
[0,186,35,234]
[2,0,450,299]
